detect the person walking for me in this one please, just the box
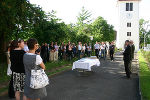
[109,42,115,61]
[10,39,26,100]
[123,40,131,78]
[23,38,47,100]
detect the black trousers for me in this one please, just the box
[110,50,114,60]
[124,61,131,78]
[78,50,81,59]
[43,53,47,63]
[95,49,99,58]
[68,50,72,60]
[8,75,15,98]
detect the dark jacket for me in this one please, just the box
[10,50,25,73]
[131,44,135,58]
[123,45,131,62]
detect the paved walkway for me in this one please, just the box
[0,52,141,100]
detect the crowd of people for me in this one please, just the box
[27,41,115,64]
[5,37,123,100]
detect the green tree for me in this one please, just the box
[91,16,115,42]
[0,0,32,63]
[139,19,150,47]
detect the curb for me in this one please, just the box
[137,52,142,100]
[48,67,72,78]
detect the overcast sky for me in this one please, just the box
[30,0,150,30]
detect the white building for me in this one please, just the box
[116,0,141,51]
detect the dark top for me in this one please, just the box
[123,45,131,62]
[10,50,26,73]
[49,45,55,50]
[109,45,115,51]
[41,45,48,54]
[131,44,135,54]
[35,48,41,54]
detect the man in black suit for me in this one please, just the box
[129,40,135,74]
[123,40,131,78]
[41,43,48,63]
[130,40,135,60]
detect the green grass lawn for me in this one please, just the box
[138,51,150,100]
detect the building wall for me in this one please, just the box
[116,1,139,51]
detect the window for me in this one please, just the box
[126,3,133,11]
[127,23,131,27]
[127,32,131,36]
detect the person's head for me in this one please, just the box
[27,38,38,50]
[125,40,130,46]
[55,42,57,45]
[44,43,47,46]
[18,39,24,49]
[24,41,27,45]
[130,40,133,45]
[51,42,53,45]
[10,40,18,51]
[10,39,24,50]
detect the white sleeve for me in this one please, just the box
[36,55,43,65]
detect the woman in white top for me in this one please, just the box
[23,38,47,100]
[78,42,82,59]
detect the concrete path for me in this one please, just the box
[0,52,141,100]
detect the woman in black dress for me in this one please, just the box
[10,39,26,100]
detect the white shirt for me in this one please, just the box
[78,45,82,50]
[26,53,42,65]
[87,46,92,51]
[82,46,85,51]
[100,44,106,50]
[94,44,100,49]
[24,45,29,52]
[55,45,59,51]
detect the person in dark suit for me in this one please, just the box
[130,40,135,60]
[129,40,135,74]
[123,40,131,78]
[41,43,48,63]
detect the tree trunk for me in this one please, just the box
[0,32,7,64]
